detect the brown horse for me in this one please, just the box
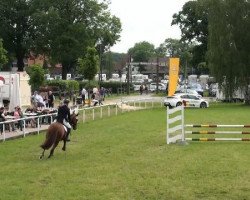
[39,112,78,159]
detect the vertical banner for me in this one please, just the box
[168,58,180,96]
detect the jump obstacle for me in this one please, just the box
[166,106,250,144]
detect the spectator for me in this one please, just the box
[91,92,98,106]
[48,91,55,108]
[144,85,148,95]
[0,107,6,133]
[14,106,23,131]
[81,87,87,105]
[34,91,46,108]
[99,87,105,101]
[139,84,144,95]
[93,87,98,94]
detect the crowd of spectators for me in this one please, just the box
[0,90,57,134]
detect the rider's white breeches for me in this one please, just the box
[63,119,72,129]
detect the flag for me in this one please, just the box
[168,58,180,96]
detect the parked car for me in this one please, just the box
[175,89,200,97]
[209,83,218,97]
[149,83,166,92]
[189,83,204,96]
[163,93,209,108]
[133,84,141,91]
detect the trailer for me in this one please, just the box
[0,72,31,110]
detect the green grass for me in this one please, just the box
[1,103,250,199]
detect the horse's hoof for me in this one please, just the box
[39,156,43,159]
[62,147,66,151]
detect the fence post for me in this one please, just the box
[115,104,118,115]
[37,116,40,134]
[92,108,95,120]
[101,107,103,118]
[23,119,26,137]
[3,124,5,141]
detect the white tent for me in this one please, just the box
[9,74,21,111]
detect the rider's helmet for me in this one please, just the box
[64,99,70,104]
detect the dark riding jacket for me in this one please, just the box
[57,104,71,124]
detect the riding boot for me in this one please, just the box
[66,128,71,142]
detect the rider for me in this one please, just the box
[57,99,71,141]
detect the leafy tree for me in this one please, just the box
[128,41,155,73]
[0,39,8,70]
[158,38,193,76]
[0,0,33,71]
[77,47,99,83]
[77,47,99,105]
[31,0,121,79]
[207,0,250,102]
[101,52,128,79]
[172,0,209,70]
[26,64,45,92]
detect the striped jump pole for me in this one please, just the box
[186,131,250,134]
[185,124,250,128]
[186,138,250,141]
[185,124,250,142]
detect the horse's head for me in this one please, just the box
[70,107,79,130]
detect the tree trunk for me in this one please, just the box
[61,63,69,80]
[17,54,25,71]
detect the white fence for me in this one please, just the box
[0,113,57,141]
[1,98,164,142]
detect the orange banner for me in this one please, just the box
[168,58,180,96]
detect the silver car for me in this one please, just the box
[163,93,209,108]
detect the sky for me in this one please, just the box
[109,0,189,53]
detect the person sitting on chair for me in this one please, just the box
[56,99,71,141]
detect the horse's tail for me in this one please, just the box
[40,126,58,150]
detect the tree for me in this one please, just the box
[77,47,99,105]
[31,0,121,79]
[128,41,155,73]
[0,39,8,70]
[26,64,45,92]
[172,0,209,70]
[207,0,250,102]
[0,0,34,71]
[77,47,99,83]
[158,38,193,76]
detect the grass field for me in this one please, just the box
[1,103,250,200]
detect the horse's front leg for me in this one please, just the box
[39,149,45,159]
[48,140,59,158]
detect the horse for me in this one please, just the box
[39,109,78,159]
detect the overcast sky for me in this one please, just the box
[109,0,189,53]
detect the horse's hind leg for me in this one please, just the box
[48,140,59,158]
[62,139,66,151]
[40,149,45,159]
